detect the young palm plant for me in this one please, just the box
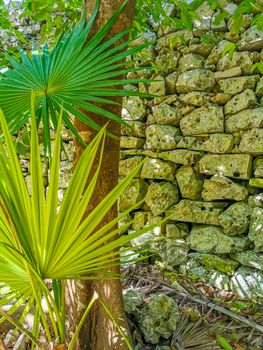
[0,0,153,154]
[0,102,155,349]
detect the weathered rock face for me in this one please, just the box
[230,267,263,300]
[249,207,263,251]
[177,134,234,153]
[145,181,179,213]
[157,237,189,266]
[225,107,263,132]
[119,179,148,212]
[145,125,181,150]
[224,89,257,115]
[152,103,182,125]
[219,202,252,236]
[141,158,176,181]
[176,165,204,200]
[217,75,259,95]
[237,26,263,51]
[138,295,179,344]
[239,128,263,156]
[189,253,239,275]
[176,69,215,93]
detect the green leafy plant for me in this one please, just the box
[0,0,153,154]
[0,102,156,349]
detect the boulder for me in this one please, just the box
[199,154,253,180]
[219,202,252,236]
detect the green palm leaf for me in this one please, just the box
[0,0,153,154]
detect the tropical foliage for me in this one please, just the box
[0,0,152,154]
[0,102,156,348]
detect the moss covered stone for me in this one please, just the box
[217,52,253,74]
[177,134,234,153]
[159,149,203,165]
[178,53,204,73]
[231,251,263,271]
[237,26,263,51]
[119,179,148,212]
[239,128,263,156]
[225,107,263,133]
[176,69,215,93]
[152,103,182,126]
[249,207,263,251]
[121,121,146,138]
[140,158,176,181]
[249,178,263,189]
[180,105,224,135]
[119,156,143,177]
[145,181,179,213]
[190,253,239,275]
[120,136,145,149]
[224,89,257,115]
[230,267,263,300]
[145,125,181,151]
[155,49,180,75]
[219,202,252,236]
[217,75,259,95]
[157,237,189,266]
[176,165,204,200]
[123,96,146,121]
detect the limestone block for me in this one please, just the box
[121,121,146,138]
[231,251,263,271]
[211,93,232,105]
[230,267,263,300]
[248,193,263,208]
[237,26,263,51]
[180,105,224,135]
[119,156,143,177]
[157,237,189,266]
[202,175,248,201]
[187,225,248,254]
[159,149,203,165]
[156,30,193,51]
[254,157,263,177]
[225,107,263,132]
[249,178,263,189]
[170,200,227,225]
[155,49,180,75]
[224,89,257,115]
[206,40,232,65]
[149,75,166,96]
[239,128,263,156]
[140,158,176,181]
[145,182,179,214]
[145,124,181,151]
[249,207,263,251]
[217,75,259,95]
[177,134,234,153]
[166,223,189,238]
[120,136,145,149]
[256,77,263,97]
[188,41,214,57]
[199,154,253,180]
[175,165,204,200]
[152,103,182,126]
[178,53,204,73]
[189,253,239,275]
[132,211,148,231]
[214,67,242,80]
[165,72,178,94]
[217,52,253,74]
[118,179,148,212]
[176,69,215,93]
[219,202,252,236]
[180,92,211,106]
[123,96,146,121]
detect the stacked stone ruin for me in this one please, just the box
[119,3,263,300]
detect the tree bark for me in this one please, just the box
[65,1,136,349]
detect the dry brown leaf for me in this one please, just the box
[0,339,7,350]
[55,345,65,350]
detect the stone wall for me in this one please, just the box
[119,3,263,300]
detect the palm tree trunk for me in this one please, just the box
[65,1,136,349]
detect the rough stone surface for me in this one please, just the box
[180,105,224,135]
[176,165,204,200]
[187,225,249,254]
[155,49,180,75]
[159,149,203,165]
[217,52,253,74]
[145,182,179,213]
[178,53,204,73]
[214,67,242,80]
[237,26,263,51]
[176,69,215,93]
[141,158,176,181]
[123,289,143,316]
[121,121,146,138]
[219,202,252,236]
[145,125,181,151]
[120,136,145,149]
[202,175,248,201]
[217,75,259,95]
[190,253,239,275]
[224,89,258,115]
[231,251,263,271]
[239,128,263,156]
[225,107,263,132]
[119,156,143,177]
[170,200,227,225]
[230,267,263,300]
[152,103,182,126]
[256,77,263,96]
[149,75,166,96]
[138,295,179,344]
[119,179,148,212]
[157,237,189,266]
[254,157,263,177]
[180,91,211,106]
[177,134,234,153]
[199,154,253,180]
[123,96,146,121]
[156,30,193,51]
[249,178,263,189]
[249,207,263,252]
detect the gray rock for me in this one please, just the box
[190,253,239,275]
[176,69,215,93]
[180,105,224,135]
[157,237,189,266]
[141,158,176,181]
[225,107,263,132]
[217,75,259,95]
[177,134,234,153]
[152,103,182,126]
[119,156,143,177]
[230,267,263,300]
[155,49,180,75]
[199,154,253,180]
[145,182,179,213]
[118,179,148,212]
[123,289,143,315]
[219,202,252,236]
[217,52,253,74]
[237,26,263,51]
[123,96,146,121]
[224,89,258,115]
[202,175,248,201]
[249,207,263,251]
[209,270,230,290]
[187,225,249,254]
[239,128,263,156]
[138,294,179,344]
[159,149,203,165]
[176,165,204,200]
[214,67,242,80]
[145,125,181,151]
[180,91,211,106]
[231,251,263,271]
[178,53,204,73]
[120,136,145,149]
[170,200,227,225]
[149,75,166,96]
